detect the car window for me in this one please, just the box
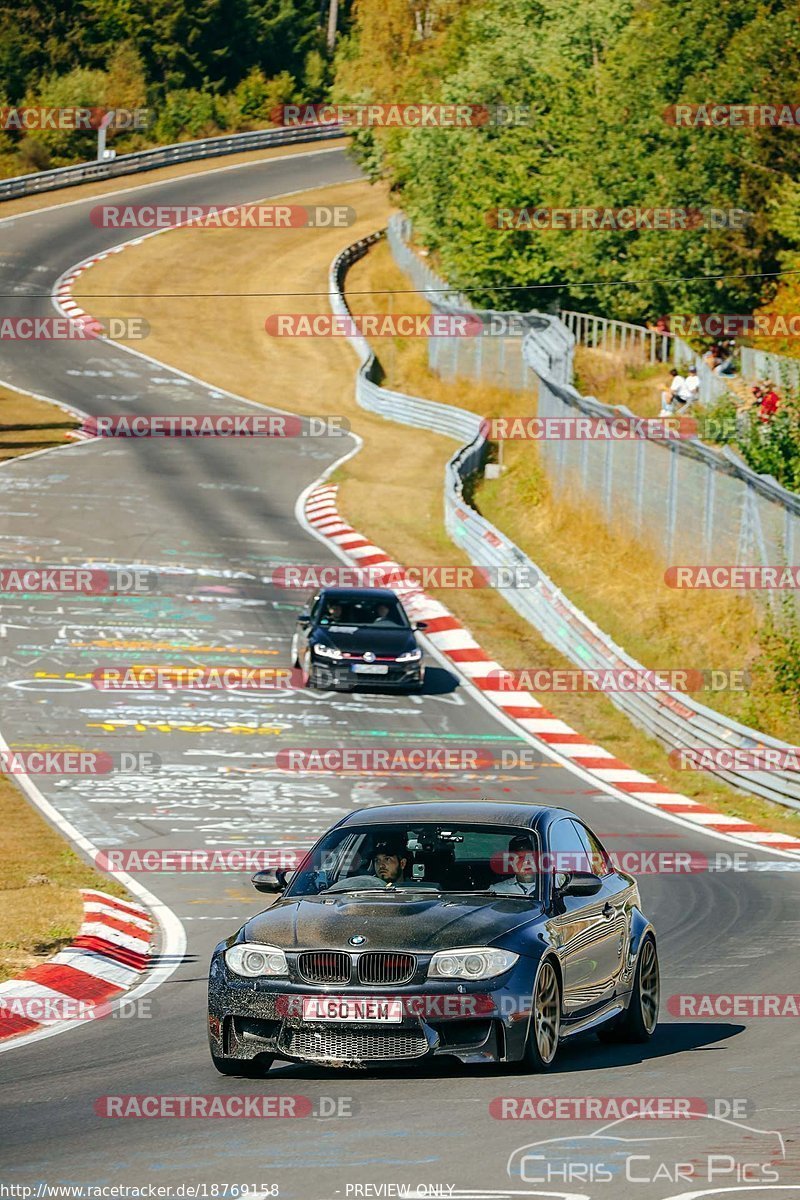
[574,822,613,876]
[549,819,593,882]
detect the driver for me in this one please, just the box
[491,835,538,896]
[326,837,414,891]
[321,600,343,623]
[372,602,398,626]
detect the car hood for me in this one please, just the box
[241,893,543,951]
[313,625,415,655]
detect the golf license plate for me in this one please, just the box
[302,996,403,1023]
[352,663,389,674]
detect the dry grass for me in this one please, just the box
[0,775,128,982]
[73,181,799,840]
[0,385,79,461]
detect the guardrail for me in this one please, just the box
[331,228,800,812]
[0,124,344,201]
[740,346,800,394]
[559,309,730,408]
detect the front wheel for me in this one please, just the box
[522,958,561,1071]
[598,935,659,1044]
[211,1052,273,1077]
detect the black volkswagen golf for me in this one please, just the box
[291,587,426,690]
[208,802,659,1074]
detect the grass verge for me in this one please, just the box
[0,775,128,983]
[0,384,80,461]
[72,180,799,841]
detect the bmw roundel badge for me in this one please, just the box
[349,935,366,946]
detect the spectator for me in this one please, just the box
[759,382,781,422]
[661,367,688,414]
[684,365,700,406]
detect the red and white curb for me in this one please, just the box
[0,888,154,1041]
[305,484,800,857]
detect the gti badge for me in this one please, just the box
[349,935,366,946]
[363,652,376,663]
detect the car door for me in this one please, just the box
[547,818,617,1015]
[294,592,320,666]
[574,820,630,1000]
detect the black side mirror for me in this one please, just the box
[252,869,290,893]
[414,621,428,630]
[297,614,311,627]
[558,871,602,897]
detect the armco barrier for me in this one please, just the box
[331,230,800,813]
[0,124,344,201]
[389,214,800,576]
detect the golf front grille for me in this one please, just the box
[357,952,416,985]
[283,1027,428,1062]
[297,951,351,983]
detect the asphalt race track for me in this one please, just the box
[1,145,799,1200]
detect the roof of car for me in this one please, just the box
[318,587,399,601]
[337,801,573,829]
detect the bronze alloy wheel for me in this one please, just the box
[533,959,560,1064]
[638,936,660,1034]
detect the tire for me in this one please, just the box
[597,935,659,1044]
[211,1052,273,1077]
[522,958,561,1071]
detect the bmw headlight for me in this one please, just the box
[396,648,422,662]
[225,943,288,978]
[313,643,343,659]
[428,948,518,981]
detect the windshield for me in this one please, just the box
[315,596,410,628]
[283,823,542,899]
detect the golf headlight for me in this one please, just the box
[225,943,288,978]
[428,948,518,981]
[396,648,422,662]
[313,643,343,659]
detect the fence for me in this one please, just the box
[331,227,800,812]
[741,346,800,394]
[0,124,344,201]
[389,214,800,575]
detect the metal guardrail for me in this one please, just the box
[559,309,730,408]
[740,346,800,393]
[0,124,344,201]
[332,228,800,812]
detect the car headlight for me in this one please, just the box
[396,648,422,662]
[225,943,288,978]
[428,948,519,981]
[313,643,343,660]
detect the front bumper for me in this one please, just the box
[209,961,535,1068]
[311,658,423,690]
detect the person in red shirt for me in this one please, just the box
[759,384,780,422]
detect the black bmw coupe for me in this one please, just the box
[290,586,426,690]
[208,801,659,1074]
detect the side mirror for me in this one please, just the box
[297,614,311,627]
[414,621,428,630]
[558,871,602,897]
[252,869,290,893]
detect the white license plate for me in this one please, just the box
[302,996,403,1023]
[352,664,389,674]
